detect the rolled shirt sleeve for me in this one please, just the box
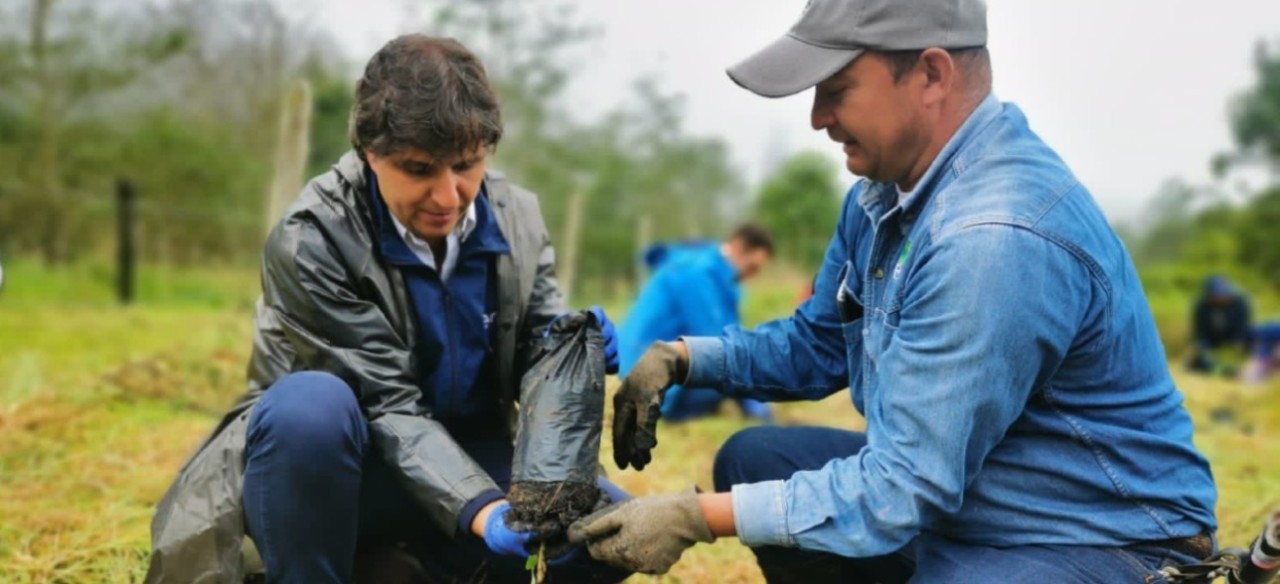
[682,335,727,388]
[732,480,793,547]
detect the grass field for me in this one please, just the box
[1,263,1278,583]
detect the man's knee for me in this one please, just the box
[713,426,785,491]
[247,371,367,457]
[714,426,867,492]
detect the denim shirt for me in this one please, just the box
[684,95,1217,556]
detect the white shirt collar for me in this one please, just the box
[388,202,477,282]
[390,202,477,245]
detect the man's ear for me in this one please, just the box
[919,47,956,106]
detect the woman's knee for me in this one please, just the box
[247,371,366,455]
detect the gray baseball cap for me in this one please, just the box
[728,0,988,98]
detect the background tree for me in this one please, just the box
[304,69,356,179]
[1234,186,1280,287]
[0,0,190,263]
[410,0,746,297]
[1133,36,1280,297]
[752,151,843,272]
[0,0,351,265]
[1216,38,1280,180]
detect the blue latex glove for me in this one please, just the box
[483,502,534,557]
[589,306,620,375]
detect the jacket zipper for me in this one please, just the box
[443,286,459,416]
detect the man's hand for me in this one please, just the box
[567,487,713,574]
[612,341,687,470]
[588,306,620,375]
[475,500,534,557]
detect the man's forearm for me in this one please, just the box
[698,492,738,538]
[672,339,690,360]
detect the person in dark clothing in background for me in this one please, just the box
[1188,275,1252,375]
[618,223,775,423]
[1243,321,1280,385]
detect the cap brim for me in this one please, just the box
[727,34,863,98]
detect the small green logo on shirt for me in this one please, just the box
[893,240,912,279]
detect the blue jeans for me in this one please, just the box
[243,371,629,584]
[713,426,1200,583]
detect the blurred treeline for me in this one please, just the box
[0,0,352,265]
[0,0,843,301]
[1122,39,1280,354]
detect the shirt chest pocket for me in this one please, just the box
[863,251,911,366]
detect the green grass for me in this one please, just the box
[0,258,259,311]
[1,263,1278,583]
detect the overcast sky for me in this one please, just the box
[308,0,1280,222]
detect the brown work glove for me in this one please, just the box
[566,487,714,575]
[612,341,687,470]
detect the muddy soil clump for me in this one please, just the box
[507,481,609,557]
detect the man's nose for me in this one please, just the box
[808,90,829,131]
[431,171,461,208]
[811,100,833,132]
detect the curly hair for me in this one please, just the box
[349,35,503,161]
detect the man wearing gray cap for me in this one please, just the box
[569,0,1218,582]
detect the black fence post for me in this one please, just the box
[117,179,135,305]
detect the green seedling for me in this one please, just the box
[526,543,548,583]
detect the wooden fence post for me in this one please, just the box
[116,178,136,305]
[559,190,586,302]
[265,79,313,236]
